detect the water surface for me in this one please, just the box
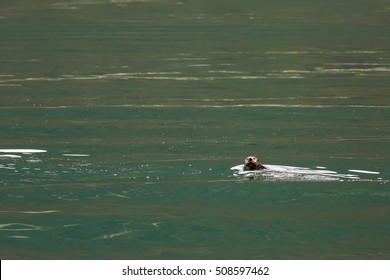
[1,0,389,259]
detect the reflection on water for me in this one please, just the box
[1,0,390,259]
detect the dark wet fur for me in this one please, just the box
[244,156,266,171]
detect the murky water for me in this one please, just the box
[1,0,389,259]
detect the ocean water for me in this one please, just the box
[0,0,389,259]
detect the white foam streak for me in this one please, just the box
[0,223,43,231]
[62,154,90,157]
[0,210,60,214]
[349,169,380,175]
[19,210,60,214]
[0,154,22,158]
[0,149,47,154]
[101,230,133,239]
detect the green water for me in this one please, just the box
[1,0,389,259]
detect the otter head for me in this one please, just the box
[244,156,265,171]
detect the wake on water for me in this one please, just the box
[231,164,382,182]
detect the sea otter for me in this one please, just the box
[244,156,266,171]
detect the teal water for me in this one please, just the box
[1,0,389,259]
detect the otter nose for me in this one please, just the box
[248,157,253,162]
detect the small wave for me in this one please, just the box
[106,192,131,198]
[0,223,43,231]
[276,66,390,78]
[57,195,79,201]
[0,210,60,214]
[18,210,60,214]
[162,57,208,61]
[62,153,90,157]
[151,222,162,228]
[7,235,30,239]
[266,51,311,55]
[101,230,133,239]
[349,169,380,175]
[0,154,22,158]
[188,64,211,67]
[208,70,247,74]
[315,66,390,74]
[0,149,47,154]
[266,50,384,55]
